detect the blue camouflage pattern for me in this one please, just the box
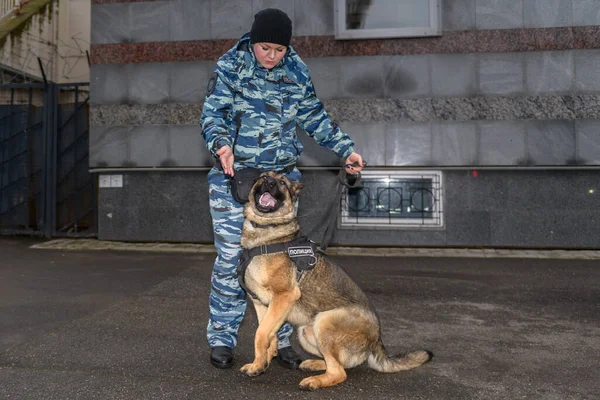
[201,33,355,169]
[206,166,301,349]
[201,33,355,350]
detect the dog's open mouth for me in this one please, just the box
[256,190,281,212]
[259,192,278,209]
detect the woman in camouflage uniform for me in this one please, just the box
[200,8,364,369]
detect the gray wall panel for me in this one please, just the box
[443,0,476,31]
[576,120,600,164]
[525,51,573,94]
[91,125,213,168]
[130,1,171,43]
[90,119,600,168]
[304,57,342,101]
[340,122,387,166]
[91,51,594,106]
[169,62,211,103]
[90,126,132,167]
[169,125,213,167]
[574,50,600,93]
[340,56,386,99]
[91,0,600,47]
[294,0,334,37]
[432,121,479,165]
[443,0,600,31]
[386,123,432,166]
[90,64,130,105]
[384,55,432,99]
[475,0,524,30]
[91,4,130,44]
[129,125,170,167]
[479,121,526,165]
[170,0,211,41]
[572,0,600,26]
[129,63,170,104]
[91,62,212,105]
[479,53,524,96]
[431,54,477,97]
[526,120,576,164]
[523,0,572,28]
[210,0,252,40]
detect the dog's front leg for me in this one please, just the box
[241,287,300,376]
[249,299,279,362]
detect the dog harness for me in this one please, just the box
[237,234,320,300]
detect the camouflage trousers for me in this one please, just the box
[207,166,301,349]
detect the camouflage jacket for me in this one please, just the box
[200,33,355,170]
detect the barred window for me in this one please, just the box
[341,170,443,228]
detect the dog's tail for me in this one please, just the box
[367,341,432,373]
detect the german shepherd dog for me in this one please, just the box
[239,171,431,390]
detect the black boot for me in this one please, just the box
[210,346,233,369]
[276,346,303,369]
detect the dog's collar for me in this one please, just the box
[249,220,293,229]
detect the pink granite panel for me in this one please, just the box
[90,27,600,65]
[92,0,167,4]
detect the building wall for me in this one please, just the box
[55,0,91,83]
[0,0,90,84]
[90,0,600,249]
[0,1,57,83]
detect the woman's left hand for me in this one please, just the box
[344,152,364,175]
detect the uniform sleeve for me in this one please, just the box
[200,66,234,156]
[295,77,355,159]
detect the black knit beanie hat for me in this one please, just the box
[250,8,292,47]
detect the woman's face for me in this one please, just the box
[252,42,287,69]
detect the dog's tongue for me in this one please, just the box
[259,192,277,208]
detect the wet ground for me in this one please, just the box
[1,236,598,399]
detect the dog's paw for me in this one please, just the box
[299,376,322,391]
[299,359,326,371]
[240,363,265,377]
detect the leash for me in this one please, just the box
[319,161,366,251]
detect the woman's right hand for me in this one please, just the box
[216,145,234,176]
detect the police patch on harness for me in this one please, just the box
[288,246,314,257]
[288,245,317,269]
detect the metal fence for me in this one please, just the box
[0,82,96,237]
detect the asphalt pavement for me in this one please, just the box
[0,236,598,400]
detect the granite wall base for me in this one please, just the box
[97,169,600,249]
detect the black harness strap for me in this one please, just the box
[237,234,319,300]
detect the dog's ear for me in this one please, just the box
[292,181,304,197]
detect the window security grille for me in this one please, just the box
[341,170,443,228]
